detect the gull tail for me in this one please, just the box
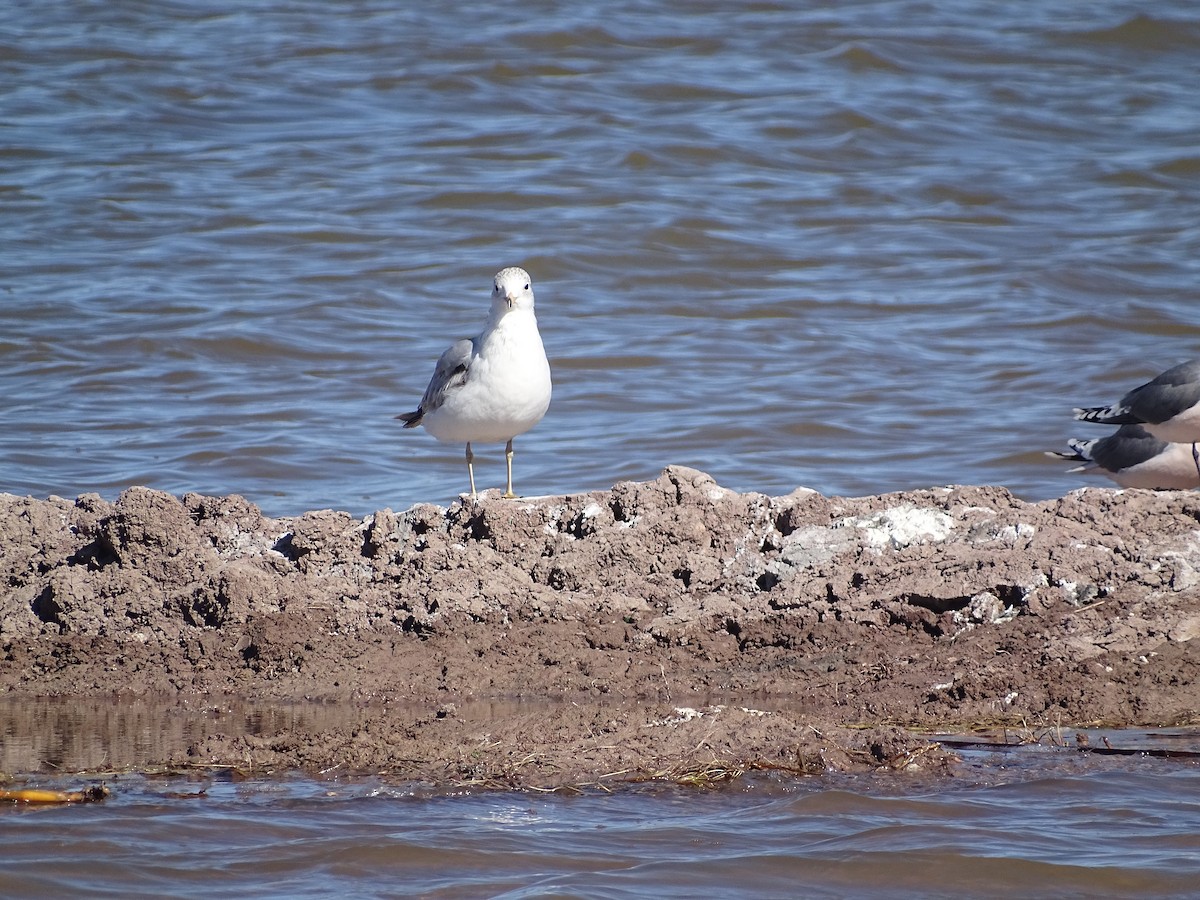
[1072,405,1140,426]
[1047,439,1091,463]
[396,408,424,428]
[1046,437,1094,472]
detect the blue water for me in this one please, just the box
[3,2,1199,516]
[2,756,1199,898]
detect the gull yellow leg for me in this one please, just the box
[466,442,478,500]
[503,438,516,499]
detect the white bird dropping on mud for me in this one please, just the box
[1049,423,1200,490]
[397,266,552,500]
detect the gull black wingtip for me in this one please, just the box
[1046,445,1088,463]
[396,409,424,428]
[1073,405,1138,426]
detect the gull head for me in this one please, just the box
[492,266,535,313]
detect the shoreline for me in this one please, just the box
[3,466,1198,784]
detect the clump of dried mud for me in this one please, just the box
[2,466,1198,786]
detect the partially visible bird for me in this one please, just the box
[398,266,552,500]
[1048,423,1200,490]
[1074,360,1200,478]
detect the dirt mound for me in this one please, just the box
[2,467,1198,784]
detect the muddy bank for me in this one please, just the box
[2,467,1198,784]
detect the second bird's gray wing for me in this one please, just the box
[1086,423,1170,472]
[397,337,476,427]
[1049,424,1169,472]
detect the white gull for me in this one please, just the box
[398,266,552,500]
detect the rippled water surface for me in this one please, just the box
[2,700,1199,897]
[4,1,1199,515]
[3,752,1199,898]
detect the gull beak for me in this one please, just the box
[504,294,516,309]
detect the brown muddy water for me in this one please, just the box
[2,699,1200,898]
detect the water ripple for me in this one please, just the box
[2,1,1198,514]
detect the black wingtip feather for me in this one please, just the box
[1073,405,1140,426]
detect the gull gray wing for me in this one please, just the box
[397,337,476,428]
[1048,425,1168,476]
[1124,360,1200,425]
[1086,424,1169,472]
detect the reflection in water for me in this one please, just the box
[0,697,333,773]
[0,706,1198,900]
[2,701,1199,898]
